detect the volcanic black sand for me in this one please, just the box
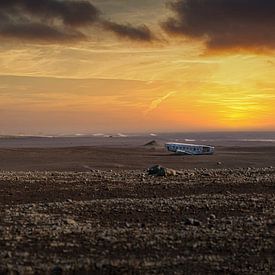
[0,143,274,274]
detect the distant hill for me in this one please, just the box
[143,140,159,147]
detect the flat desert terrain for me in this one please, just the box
[0,138,274,274]
[0,144,275,171]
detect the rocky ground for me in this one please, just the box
[0,167,274,274]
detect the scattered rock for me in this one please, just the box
[0,167,274,274]
[147,165,177,177]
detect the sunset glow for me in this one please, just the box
[1,0,275,134]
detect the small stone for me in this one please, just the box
[125,222,130,228]
[65,218,77,226]
[51,266,63,275]
[4,251,12,258]
[184,218,201,226]
[24,267,33,273]
[226,220,233,225]
[209,214,216,220]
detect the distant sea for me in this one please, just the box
[0,132,275,148]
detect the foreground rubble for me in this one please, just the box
[0,167,274,274]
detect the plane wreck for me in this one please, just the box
[165,142,215,155]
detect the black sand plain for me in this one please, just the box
[0,137,274,274]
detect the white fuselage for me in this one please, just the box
[165,142,214,155]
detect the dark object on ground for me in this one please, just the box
[51,266,63,275]
[184,218,201,226]
[147,165,177,176]
[144,140,159,147]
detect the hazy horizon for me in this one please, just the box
[1,129,275,137]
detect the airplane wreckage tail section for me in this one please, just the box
[165,142,215,155]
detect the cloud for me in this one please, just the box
[102,21,154,42]
[0,0,100,27]
[0,22,85,43]
[162,0,275,52]
[144,91,175,116]
[0,0,154,43]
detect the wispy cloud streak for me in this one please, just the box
[144,91,176,116]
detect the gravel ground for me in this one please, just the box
[0,168,274,274]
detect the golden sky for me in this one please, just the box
[0,0,275,134]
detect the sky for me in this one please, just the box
[1,0,275,134]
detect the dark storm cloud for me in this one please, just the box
[0,22,85,43]
[162,0,275,51]
[102,21,154,42]
[0,0,154,43]
[0,0,100,26]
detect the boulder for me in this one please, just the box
[147,165,177,177]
